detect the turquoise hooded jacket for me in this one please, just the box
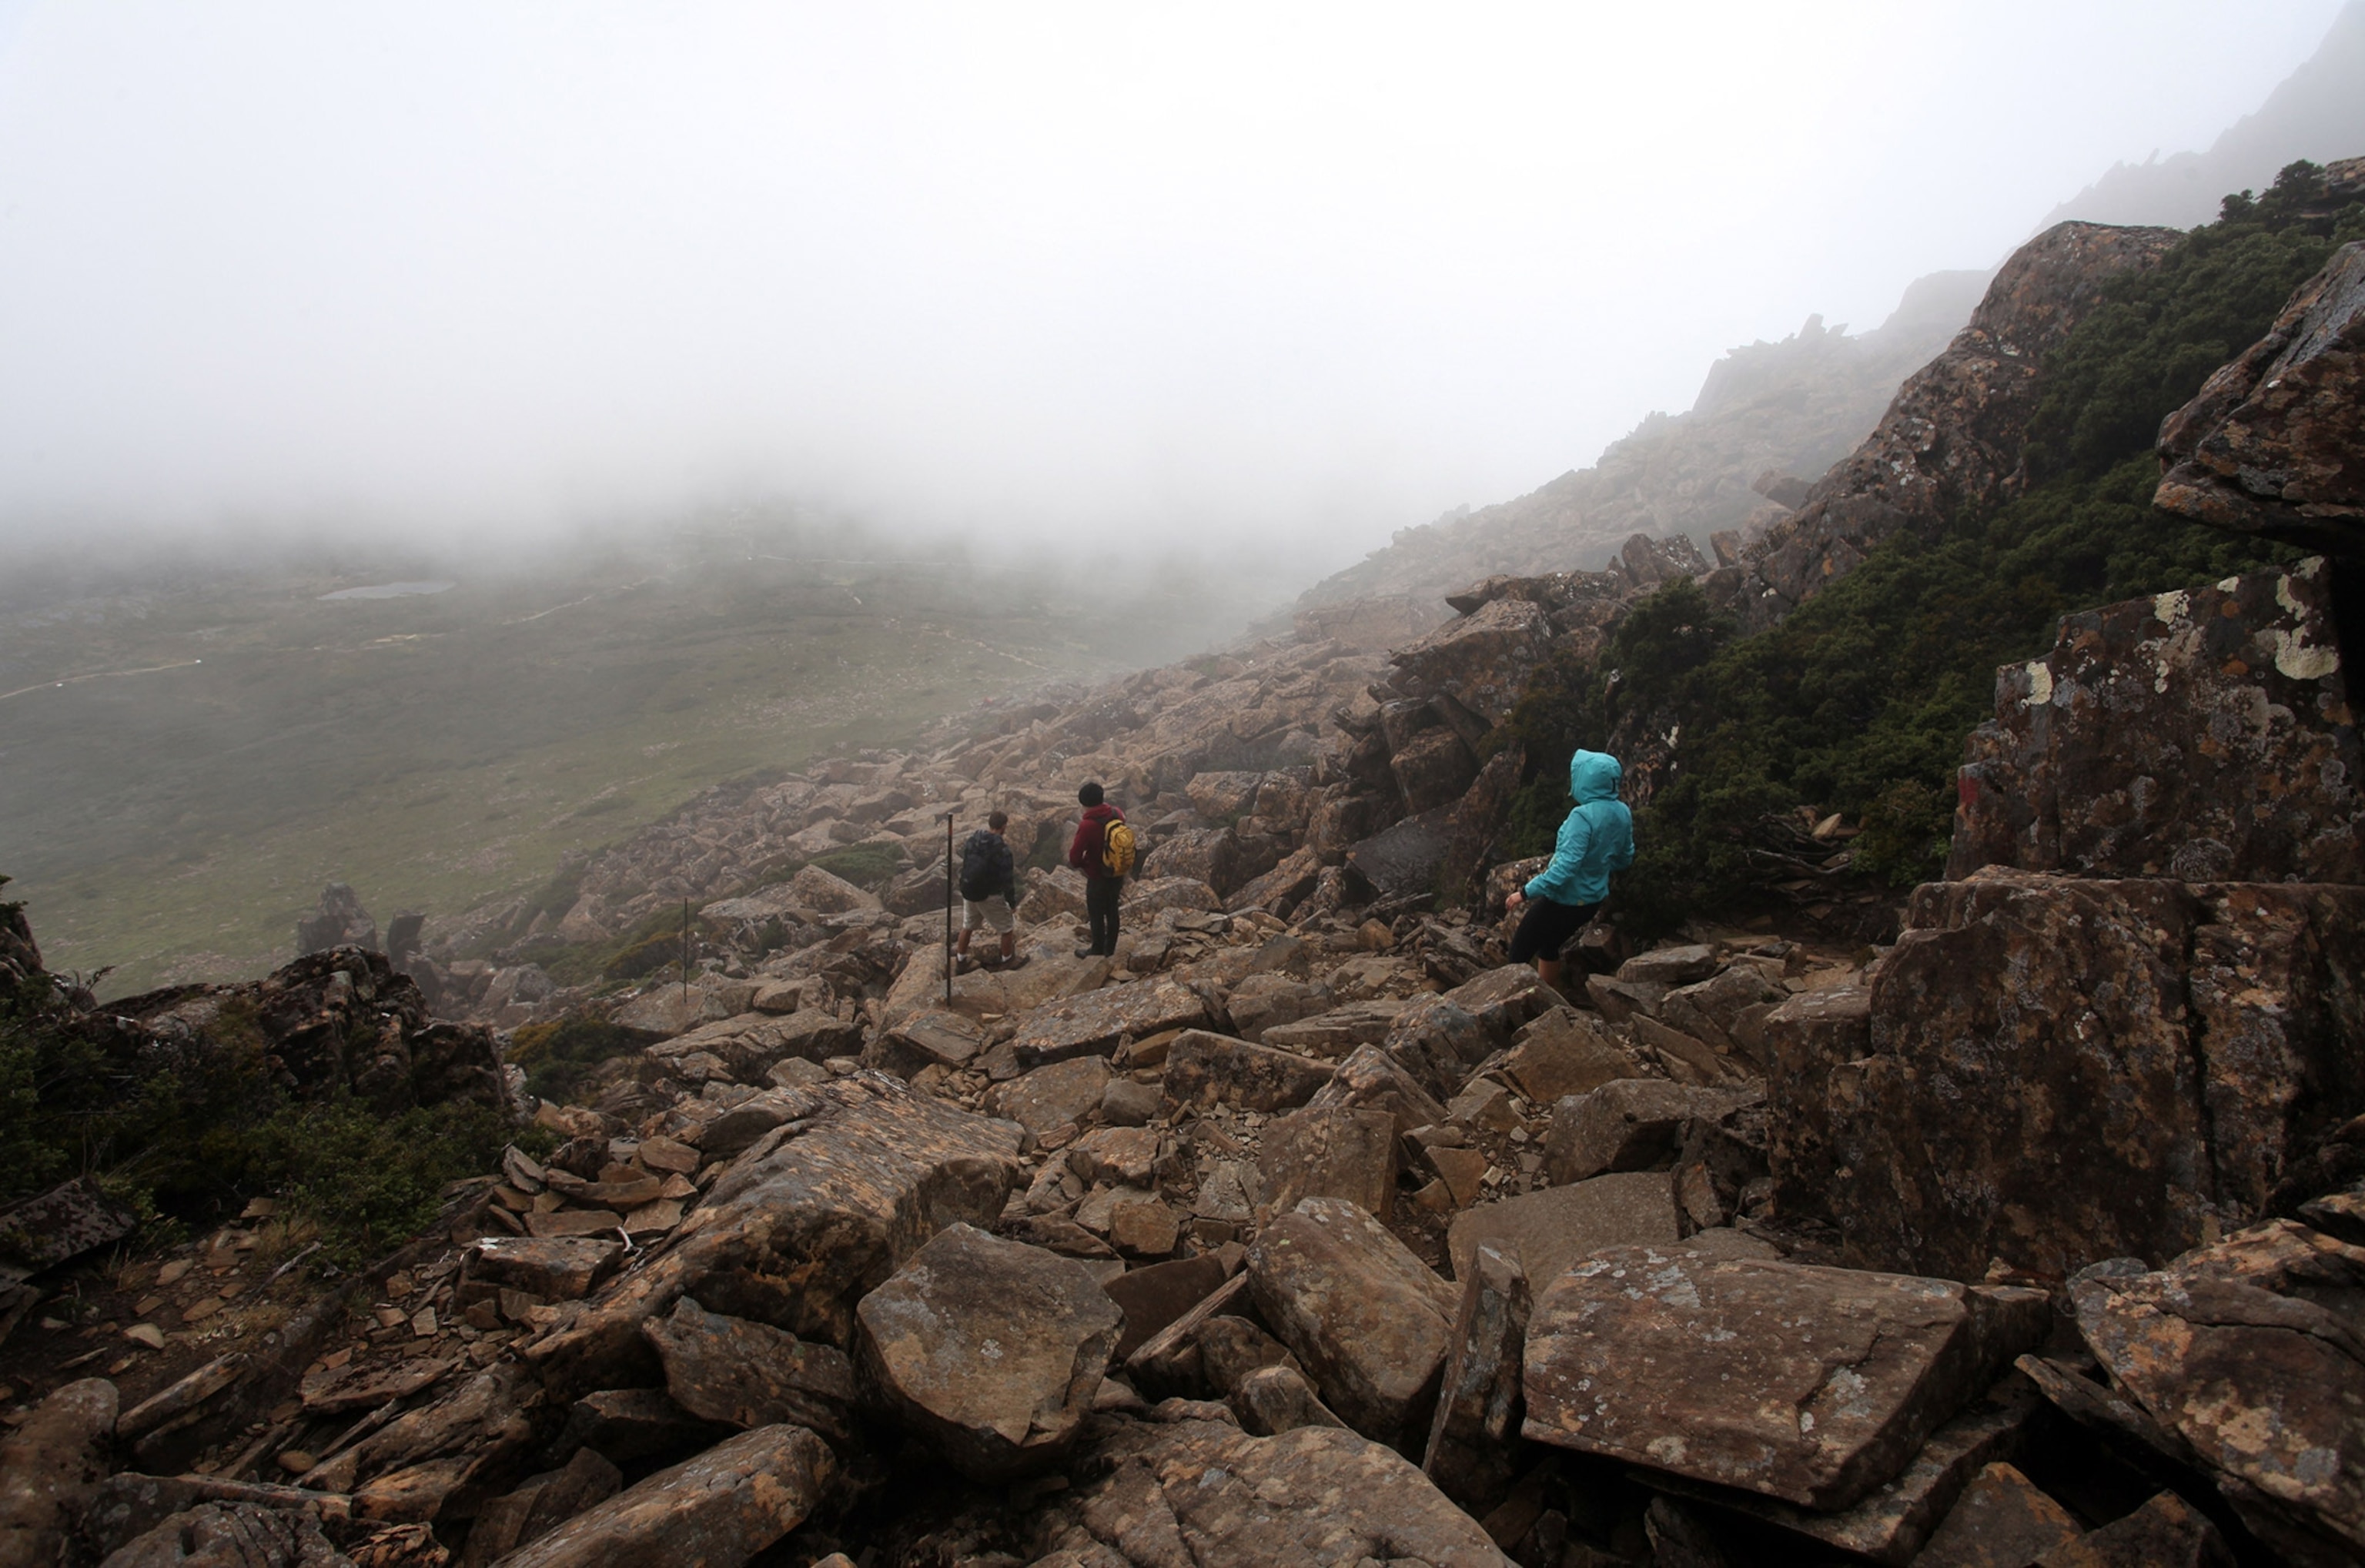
[1523,751,1635,906]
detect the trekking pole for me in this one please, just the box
[944,811,955,1003]
[681,897,691,1005]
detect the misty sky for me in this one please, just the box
[0,2,2345,574]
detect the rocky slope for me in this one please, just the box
[1294,269,1992,615]
[1701,219,2184,634]
[2038,1,2365,232]
[5,157,2365,1568]
[8,548,2360,1564]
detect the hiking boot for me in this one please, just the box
[1075,947,1097,960]
[1000,954,1030,971]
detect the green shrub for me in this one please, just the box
[216,1098,544,1269]
[509,1015,642,1104]
[807,841,905,888]
[0,948,550,1267]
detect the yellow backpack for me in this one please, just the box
[1102,818,1138,877]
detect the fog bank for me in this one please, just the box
[0,2,2344,567]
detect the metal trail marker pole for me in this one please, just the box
[944,811,955,1004]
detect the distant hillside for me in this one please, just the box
[2039,0,2365,230]
[1,521,1262,992]
[1295,268,1991,610]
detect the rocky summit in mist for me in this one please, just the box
[4,18,2365,1568]
[1296,266,1994,613]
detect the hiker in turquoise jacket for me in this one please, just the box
[1504,749,1634,992]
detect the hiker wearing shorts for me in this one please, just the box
[955,811,1025,972]
[1504,749,1634,994]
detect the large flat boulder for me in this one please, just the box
[1065,1417,1512,1566]
[1543,1079,1761,1185]
[986,1057,1116,1136]
[465,1237,622,1300]
[855,1224,1122,1481]
[1256,1103,1396,1222]
[1500,1007,1647,1102]
[877,930,1103,1029]
[1303,1041,1447,1135]
[526,1077,1025,1396]
[1260,998,1406,1059]
[1444,1171,1680,1292]
[497,1424,834,1568]
[1343,806,1456,903]
[642,1297,858,1443]
[1010,978,1212,1067]
[1247,1197,1457,1442]
[1524,1245,2048,1510]
[1159,1030,1333,1114]
[1803,871,2365,1279]
[1381,596,1555,724]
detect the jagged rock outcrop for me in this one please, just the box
[2156,218,2365,560]
[295,881,378,957]
[1295,272,1991,612]
[1775,868,2365,1282]
[1949,557,2363,882]
[2039,8,2365,230]
[2065,1220,2365,1563]
[1707,221,2183,632]
[109,946,510,1118]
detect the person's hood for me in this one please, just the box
[1082,803,1122,824]
[1569,750,1623,804]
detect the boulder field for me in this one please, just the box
[4,215,2364,1566]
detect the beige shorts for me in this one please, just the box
[963,897,1015,933]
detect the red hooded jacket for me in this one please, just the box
[1068,804,1124,881]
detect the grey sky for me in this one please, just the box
[0,2,2345,574]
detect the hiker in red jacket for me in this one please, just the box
[1067,781,1128,958]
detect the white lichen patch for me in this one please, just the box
[2273,627,2340,681]
[2024,661,2055,706]
[2154,590,2189,624]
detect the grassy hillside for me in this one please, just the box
[2,520,1256,991]
[1501,162,2363,929]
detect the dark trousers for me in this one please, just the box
[1085,875,1122,955]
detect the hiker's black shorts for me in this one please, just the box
[1508,895,1601,964]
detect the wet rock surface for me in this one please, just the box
[1524,1245,2048,1510]
[855,1223,1122,1480]
[1246,1197,1457,1442]
[497,1423,834,1568]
